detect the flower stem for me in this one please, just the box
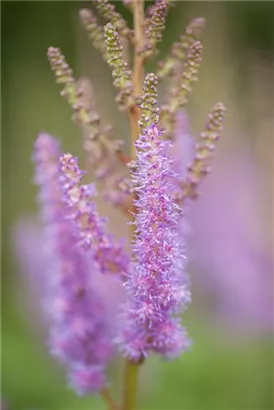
[122,360,139,410]
[123,3,145,410]
[133,0,145,97]
[101,388,119,410]
[130,0,145,161]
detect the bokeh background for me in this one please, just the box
[2,1,274,409]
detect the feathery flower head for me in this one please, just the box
[117,123,191,361]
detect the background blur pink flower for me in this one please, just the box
[189,148,273,334]
[174,114,273,336]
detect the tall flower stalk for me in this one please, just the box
[30,1,227,409]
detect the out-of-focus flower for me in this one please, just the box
[32,133,115,394]
[189,150,273,334]
[173,115,273,335]
[13,219,49,334]
[14,219,125,336]
[169,110,196,179]
[1,401,10,410]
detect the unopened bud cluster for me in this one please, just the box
[80,9,108,60]
[96,0,132,40]
[138,73,160,129]
[139,0,169,58]
[161,40,203,139]
[158,17,206,78]
[181,102,227,199]
[104,23,134,110]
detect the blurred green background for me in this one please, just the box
[2,1,274,409]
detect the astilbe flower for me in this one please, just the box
[16,1,228,407]
[117,124,191,361]
[33,133,113,394]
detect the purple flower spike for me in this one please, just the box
[33,133,112,394]
[59,153,130,276]
[117,125,191,361]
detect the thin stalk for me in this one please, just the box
[132,0,145,97]
[123,2,145,410]
[101,388,120,410]
[130,0,145,161]
[122,360,139,410]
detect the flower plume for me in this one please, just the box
[117,123,191,361]
[33,133,113,394]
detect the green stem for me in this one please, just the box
[123,3,145,410]
[101,388,119,410]
[122,359,139,410]
[130,0,145,161]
